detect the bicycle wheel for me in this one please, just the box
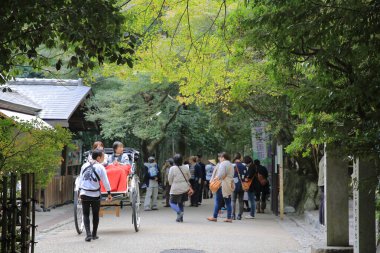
[74,191,84,234]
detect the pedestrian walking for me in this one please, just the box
[204,159,216,199]
[78,149,112,242]
[318,153,326,225]
[243,156,260,219]
[197,154,206,205]
[189,156,201,207]
[144,156,160,211]
[207,152,235,223]
[255,159,270,213]
[163,158,174,207]
[231,153,248,220]
[168,154,193,222]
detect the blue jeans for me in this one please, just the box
[247,191,256,217]
[170,201,184,213]
[213,188,232,219]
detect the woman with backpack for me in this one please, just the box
[168,154,193,222]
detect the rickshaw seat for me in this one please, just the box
[100,164,131,193]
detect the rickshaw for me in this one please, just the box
[73,147,141,234]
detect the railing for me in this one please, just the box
[0,173,36,253]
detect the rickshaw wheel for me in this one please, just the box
[131,176,140,232]
[74,191,84,234]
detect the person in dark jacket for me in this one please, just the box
[243,156,260,219]
[255,159,270,213]
[189,156,201,207]
[197,154,206,205]
[231,153,248,220]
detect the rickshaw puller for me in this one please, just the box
[78,149,112,242]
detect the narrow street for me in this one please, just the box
[36,199,301,253]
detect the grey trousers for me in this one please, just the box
[144,186,158,209]
[231,191,245,216]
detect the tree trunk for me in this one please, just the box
[177,126,187,156]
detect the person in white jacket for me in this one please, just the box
[78,149,112,242]
[168,154,191,222]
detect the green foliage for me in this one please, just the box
[0,0,136,83]
[233,0,380,157]
[86,75,252,160]
[0,118,72,187]
[86,75,179,142]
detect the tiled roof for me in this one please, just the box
[0,87,42,114]
[4,78,91,120]
[0,109,52,129]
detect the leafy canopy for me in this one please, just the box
[0,0,136,83]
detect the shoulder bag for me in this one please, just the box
[209,166,222,193]
[177,166,194,196]
[236,165,251,192]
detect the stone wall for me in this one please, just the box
[284,169,319,214]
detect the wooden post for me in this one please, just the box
[31,173,36,253]
[277,145,284,220]
[1,176,8,252]
[21,174,27,253]
[11,173,17,253]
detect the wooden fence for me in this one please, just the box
[36,175,75,208]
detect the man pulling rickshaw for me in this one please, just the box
[75,141,141,241]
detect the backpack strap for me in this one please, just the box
[80,163,101,192]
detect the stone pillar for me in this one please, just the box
[353,158,377,253]
[325,146,349,247]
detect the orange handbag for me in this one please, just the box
[210,177,222,193]
[236,165,252,191]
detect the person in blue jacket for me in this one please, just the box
[231,153,248,220]
[144,156,160,211]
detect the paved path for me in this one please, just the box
[36,199,301,253]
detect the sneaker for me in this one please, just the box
[85,236,92,242]
[152,207,159,210]
[231,215,236,220]
[92,235,99,240]
[245,215,255,219]
[237,215,242,220]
